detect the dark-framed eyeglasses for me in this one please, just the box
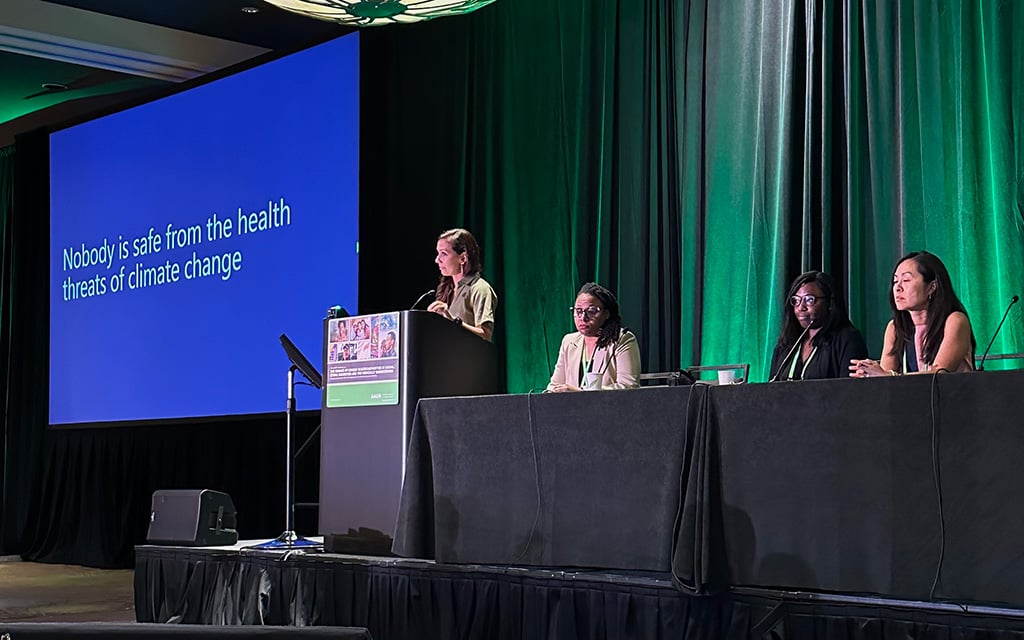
[570,306,603,319]
[789,295,827,308]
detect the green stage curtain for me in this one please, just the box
[1,0,1023,564]
[363,0,1024,390]
[846,1,1024,368]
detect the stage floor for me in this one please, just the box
[135,541,1024,640]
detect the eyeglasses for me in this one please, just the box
[570,306,603,319]
[789,295,826,308]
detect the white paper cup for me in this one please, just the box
[584,372,603,390]
[717,370,736,385]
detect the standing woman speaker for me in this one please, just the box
[426,228,498,342]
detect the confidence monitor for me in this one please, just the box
[280,333,322,389]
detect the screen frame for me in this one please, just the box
[46,30,358,430]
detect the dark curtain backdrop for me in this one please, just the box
[2,0,1024,566]
[0,133,319,565]
[361,0,1024,392]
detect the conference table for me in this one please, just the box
[392,370,1024,608]
[394,386,695,571]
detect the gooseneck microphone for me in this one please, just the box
[977,295,1020,371]
[411,289,436,311]
[768,321,813,382]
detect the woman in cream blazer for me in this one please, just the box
[546,282,641,392]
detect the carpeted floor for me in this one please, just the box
[0,558,135,622]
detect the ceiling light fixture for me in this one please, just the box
[260,0,496,27]
[240,6,260,13]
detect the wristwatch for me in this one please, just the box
[451,315,463,327]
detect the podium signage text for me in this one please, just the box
[325,312,400,407]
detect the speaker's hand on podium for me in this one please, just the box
[427,300,453,319]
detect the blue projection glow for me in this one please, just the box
[49,33,359,426]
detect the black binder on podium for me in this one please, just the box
[319,310,498,553]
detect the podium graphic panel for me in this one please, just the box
[325,313,400,407]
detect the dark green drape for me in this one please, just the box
[2,0,1023,565]
[846,1,1024,365]
[362,1,705,388]
[364,0,1024,391]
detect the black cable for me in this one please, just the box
[750,597,787,636]
[928,368,949,600]
[514,388,547,563]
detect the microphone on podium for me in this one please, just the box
[977,295,1020,371]
[411,289,436,311]
[768,318,815,383]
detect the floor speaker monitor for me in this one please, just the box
[147,489,238,546]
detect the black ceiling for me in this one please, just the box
[0,0,352,141]
[42,0,350,49]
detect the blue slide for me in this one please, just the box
[49,33,359,426]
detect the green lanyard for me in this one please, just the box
[580,343,595,385]
[787,345,818,380]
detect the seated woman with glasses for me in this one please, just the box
[769,271,868,381]
[850,251,975,377]
[546,282,641,392]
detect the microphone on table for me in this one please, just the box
[768,318,815,383]
[977,295,1019,371]
[410,289,436,311]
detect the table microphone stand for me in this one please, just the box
[255,365,321,549]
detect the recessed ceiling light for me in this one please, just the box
[42,83,69,91]
[240,6,259,13]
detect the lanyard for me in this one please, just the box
[787,345,818,380]
[579,342,596,385]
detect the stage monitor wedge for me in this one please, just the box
[147,489,238,547]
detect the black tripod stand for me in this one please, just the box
[255,335,323,550]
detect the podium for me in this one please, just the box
[318,310,498,550]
